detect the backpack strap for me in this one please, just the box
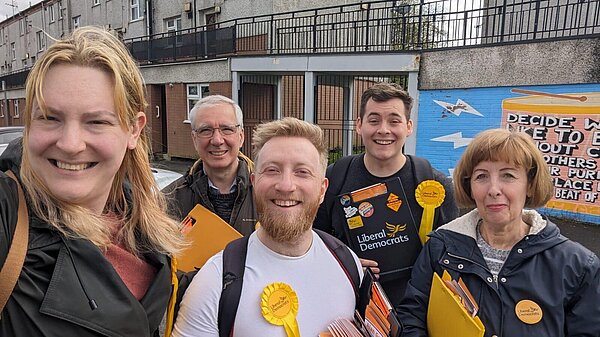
[217,235,250,337]
[317,155,355,236]
[326,155,355,197]
[0,170,29,316]
[314,229,360,303]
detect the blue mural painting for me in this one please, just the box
[415,83,600,224]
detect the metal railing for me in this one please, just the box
[2,0,598,85]
[123,0,600,64]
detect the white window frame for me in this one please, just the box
[36,31,45,51]
[165,17,182,45]
[58,1,63,20]
[166,17,181,33]
[186,84,210,122]
[93,0,100,6]
[19,19,25,35]
[131,0,141,21]
[73,15,81,29]
[10,42,15,60]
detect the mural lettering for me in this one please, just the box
[502,92,599,217]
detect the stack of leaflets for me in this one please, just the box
[320,268,402,337]
[442,275,479,317]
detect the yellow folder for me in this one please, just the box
[427,270,485,337]
[175,204,242,272]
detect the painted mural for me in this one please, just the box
[416,84,600,224]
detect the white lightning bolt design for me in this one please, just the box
[431,132,473,149]
[433,99,483,116]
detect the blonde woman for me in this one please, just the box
[0,27,184,336]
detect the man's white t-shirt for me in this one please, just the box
[173,230,363,337]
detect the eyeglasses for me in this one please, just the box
[193,124,241,138]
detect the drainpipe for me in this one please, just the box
[193,0,197,28]
[146,0,153,36]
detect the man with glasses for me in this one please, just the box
[164,95,257,236]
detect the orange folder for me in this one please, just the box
[175,204,242,272]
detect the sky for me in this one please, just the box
[0,0,42,20]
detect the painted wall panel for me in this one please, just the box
[416,83,600,223]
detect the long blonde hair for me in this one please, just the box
[21,26,184,255]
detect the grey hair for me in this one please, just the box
[189,94,244,128]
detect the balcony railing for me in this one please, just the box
[2,0,599,87]
[123,0,600,64]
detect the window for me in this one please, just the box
[10,43,15,60]
[166,17,181,33]
[13,99,19,118]
[0,27,4,45]
[131,0,141,21]
[49,5,55,22]
[73,16,81,29]
[186,84,210,121]
[165,17,182,45]
[36,31,45,51]
[93,0,100,5]
[19,19,25,35]
[58,1,63,19]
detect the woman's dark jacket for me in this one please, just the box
[0,141,172,337]
[397,209,600,337]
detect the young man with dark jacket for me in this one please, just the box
[313,82,459,306]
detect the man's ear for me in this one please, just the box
[127,112,147,149]
[356,117,363,136]
[406,118,414,137]
[319,177,329,204]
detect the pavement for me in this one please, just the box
[152,158,600,256]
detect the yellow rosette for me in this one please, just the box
[260,282,300,337]
[415,180,445,244]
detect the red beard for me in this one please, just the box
[255,195,321,243]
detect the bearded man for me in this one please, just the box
[172,117,363,337]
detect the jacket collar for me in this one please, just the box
[185,156,253,190]
[437,208,548,240]
[432,209,566,266]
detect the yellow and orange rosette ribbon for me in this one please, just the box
[415,180,445,244]
[260,282,300,337]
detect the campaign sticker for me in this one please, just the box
[515,299,543,325]
[347,216,364,229]
[358,202,374,218]
[339,194,351,206]
[343,206,358,218]
[387,193,402,212]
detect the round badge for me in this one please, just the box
[358,202,374,218]
[415,180,445,208]
[260,282,300,337]
[515,299,543,324]
[339,194,351,206]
